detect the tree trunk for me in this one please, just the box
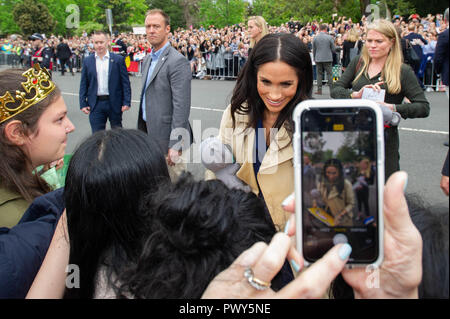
[182,0,197,28]
[333,0,340,12]
[360,0,371,17]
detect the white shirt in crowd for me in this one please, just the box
[95,52,110,96]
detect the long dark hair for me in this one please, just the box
[322,158,345,197]
[119,173,286,298]
[0,68,60,202]
[64,129,170,298]
[230,33,313,139]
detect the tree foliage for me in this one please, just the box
[198,0,247,28]
[0,0,21,36]
[1,0,447,37]
[146,0,187,29]
[12,0,56,36]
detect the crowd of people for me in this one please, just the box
[0,7,449,301]
[0,11,448,85]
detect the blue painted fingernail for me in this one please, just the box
[403,173,408,193]
[338,244,352,261]
[284,220,290,235]
[290,259,301,272]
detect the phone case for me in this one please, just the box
[292,99,385,268]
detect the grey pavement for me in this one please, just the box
[2,67,449,208]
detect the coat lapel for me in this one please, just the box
[91,55,98,85]
[142,55,151,87]
[108,52,113,86]
[108,53,113,78]
[234,128,259,194]
[146,46,170,88]
[259,126,293,174]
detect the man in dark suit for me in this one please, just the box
[56,37,74,76]
[79,31,131,133]
[138,9,193,180]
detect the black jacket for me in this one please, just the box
[56,42,72,60]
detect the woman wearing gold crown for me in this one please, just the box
[0,64,75,227]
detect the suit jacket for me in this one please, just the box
[56,42,72,60]
[79,52,131,112]
[217,105,293,231]
[313,32,335,63]
[138,44,193,153]
[434,28,449,86]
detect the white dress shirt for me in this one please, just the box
[95,52,110,96]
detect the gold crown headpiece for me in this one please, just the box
[0,63,56,124]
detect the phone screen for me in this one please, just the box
[299,107,379,264]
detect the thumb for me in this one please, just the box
[383,171,411,232]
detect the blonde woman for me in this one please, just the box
[248,16,269,50]
[331,19,430,178]
[342,27,362,68]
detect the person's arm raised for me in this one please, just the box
[26,210,70,299]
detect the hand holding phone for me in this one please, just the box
[293,99,384,267]
[282,171,422,298]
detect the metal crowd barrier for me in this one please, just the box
[1,50,444,90]
[0,52,8,65]
[309,59,445,92]
[422,57,445,92]
[193,55,245,80]
[0,52,21,67]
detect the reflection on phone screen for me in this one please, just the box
[300,108,379,264]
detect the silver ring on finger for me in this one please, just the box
[244,267,271,291]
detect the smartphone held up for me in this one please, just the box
[293,99,384,267]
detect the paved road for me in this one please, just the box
[3,67,449,208]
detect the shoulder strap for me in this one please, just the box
[353,56,363,79]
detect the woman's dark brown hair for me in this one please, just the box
[0,68,61,202]
[230,33,313,141]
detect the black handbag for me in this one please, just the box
[405,39,420,67]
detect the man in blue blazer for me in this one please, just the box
[79,31,131,133]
